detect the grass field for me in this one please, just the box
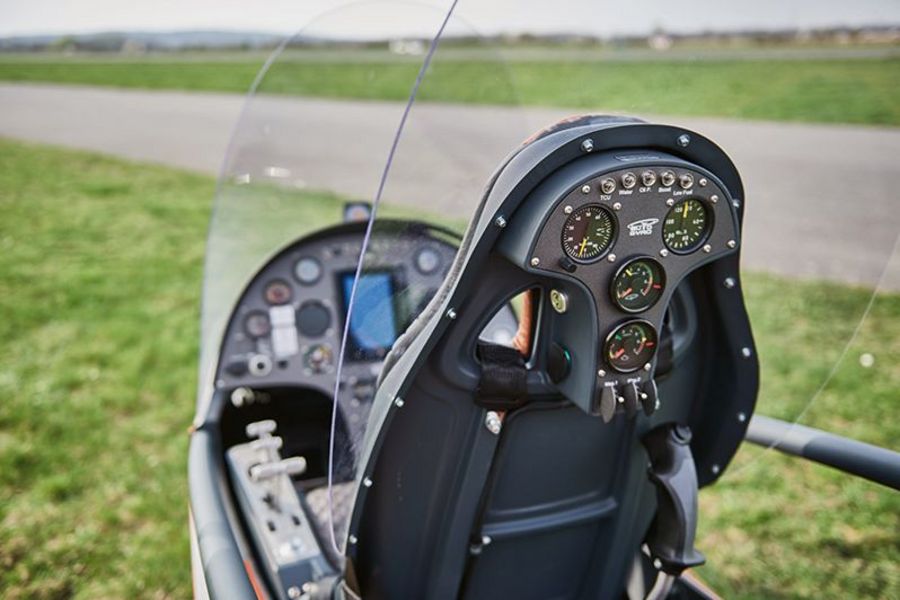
[1,53,899,126]
[0,139,897,598]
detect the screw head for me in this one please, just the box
[741,347,753,358]
[665,198,675,207]
[659,249,669,258]
[494,215,507,228]
[485,411,502,435]
[710,194,719,204]
[581,139,594,153]
[732,199,741,209]
[580,185,590,195]
[597,369,607,377]
[677,134,691,147]
[737,412,747,423]
[530,257,540,267]
[349,534,358,545]
[727,240,737,249]
[446,308,457,320]
[699,177,708,187]
[393,396,405,408]
[702,244,712,253]
[711,464,721,475]
[564,204,574,214]
[643,362,652,371]
[363,477,373,488]
[607,253,617,263]
[724,277,736,289]
[612,202,622,211]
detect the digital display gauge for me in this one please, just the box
[611,258,665,313]
[605,320,658,373]
[561,204,615,263]
[662,198,710,254]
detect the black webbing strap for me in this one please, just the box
[475,343,528,410]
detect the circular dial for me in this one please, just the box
[662,198,710,254]
[605,320,659,373]
[294,257,322,285]
[611,258,666,313]
[561,204,615,262]
[243,311,271,338]
[263,279,293,305]
[415,246,441,274]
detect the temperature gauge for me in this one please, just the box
[611,258,665,313]
[605,320,658,373]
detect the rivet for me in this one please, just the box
[699,178,708,187]
[494,215,507,228]
[677,134,691,147]
[564,204,574,214]
[643,363,652,371]
[393,397,405,408]
[741,347,753,358]
[737,412,747,423]
[653,558,663,570]
[446,308,457,320]
[349,535,358,545]
[581,139,594,153]
[481,535,493,546]
[727,240,737,249]
[711,464,721,475]
[732,199,741,209]
[363,477,373,488]
[580,185,590,194]
[617,396,625,404]
[613,202,622,211]
[530,257,540,267]
[607,253,617,263]
[702,244,712,253]
[665,198,675,207]
[723,277,736,289]
[597,369,607,377]
[710,194,719,204]
[659,249,669,258]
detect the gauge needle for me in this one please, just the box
[621,287,633,298]
[682,202,689,219]
[578,237,588,257]
[613,348,626,359]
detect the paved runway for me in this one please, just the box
[1,83,897,290]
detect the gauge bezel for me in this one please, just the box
[603,318,659,374]
[560,203,618,264]
[243,310,272,338]
[609,257,667,314]
[262,278,293,305]
[661,196,714,255]
[293,256,323,285]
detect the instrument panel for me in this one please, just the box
[215,222,517,425]
[505,150,741,419]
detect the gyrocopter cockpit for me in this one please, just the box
[188,3,900,600]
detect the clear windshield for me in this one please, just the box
[199,0,899,590]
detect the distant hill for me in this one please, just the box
[0,30,285,52]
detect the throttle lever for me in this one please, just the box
[642,425,705,576]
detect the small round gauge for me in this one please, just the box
[415,246,441,274]
[605,320,659,373]
[662,198,710,254]
[243,311,271,338]
[294,256,322,285]
[263,279,293,305]
[561,204,616,263]
[611,258,666,313]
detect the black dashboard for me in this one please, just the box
[215,221,518,423]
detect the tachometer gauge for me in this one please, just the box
[605,320,658,373]
[611,258,665,313]
[561,204,615,263]
[662,198,710,254]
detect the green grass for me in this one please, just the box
[1,55,899,126]
[0,139,897,598]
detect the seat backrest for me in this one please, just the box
[337,117,759,599]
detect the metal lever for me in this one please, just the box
[642,424,705,576]
[246,419,277,439]
[250,456,308,482]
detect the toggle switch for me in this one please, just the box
[622,382,641,419]
[600,385,618,423]
[642,379,660,416]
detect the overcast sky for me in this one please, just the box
[1,0,899,38]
